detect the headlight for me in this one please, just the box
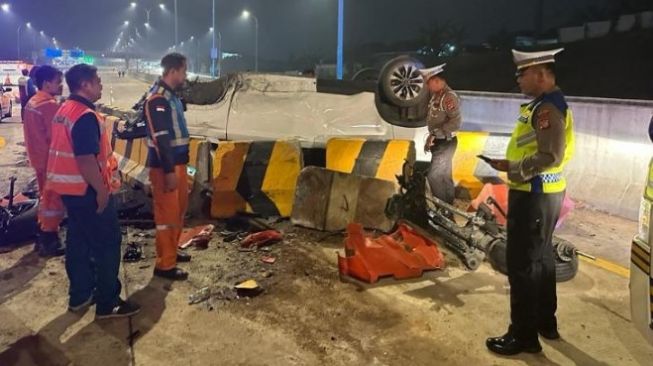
[637,199,650,244]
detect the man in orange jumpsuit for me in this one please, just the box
[144,53,192,281]
[22,65,65,257]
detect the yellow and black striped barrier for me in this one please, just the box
[112,136,150,188]
[631,240,651,275]
[211,140,303,218]
[452,131,509,198]
[629,239,652,335]
[109,116,207,191]
[326,138,415,183]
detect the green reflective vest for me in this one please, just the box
[506,93,575,193]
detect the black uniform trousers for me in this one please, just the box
[428,137,458,205]
[506,189,564,342]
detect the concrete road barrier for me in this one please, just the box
[326,138,415,183]
[211,140,303,218]
[452,131,508,199]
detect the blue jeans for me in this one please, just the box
[61,190,122,314]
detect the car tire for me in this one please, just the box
[553,237,580,282]
[374,90,428,128]
[487,236,579,282]
[378,56,428,108]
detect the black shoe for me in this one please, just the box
[486,332,542,356]
[68,294,96,313]
[38,232,65,258]
[154,267,189,281]
[176,250,192,262]
[538,327,561,340]
[95,299,141,320]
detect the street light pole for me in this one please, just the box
[337,0,344,80]
[174,0,178,49]
[217,31,222,78]
[243,11,259,73]
[211,0,216,77]
[17,24,22,59]
[254,15,259,73]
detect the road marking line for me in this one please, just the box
[0,136,5,148]
[580,256,630,278]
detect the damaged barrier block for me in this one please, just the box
[291,167,397,232]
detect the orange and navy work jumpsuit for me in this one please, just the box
[143,80,190,271]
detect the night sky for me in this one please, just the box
[0,0,621,61]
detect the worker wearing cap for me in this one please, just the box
[419,64,462,207]
[485,48,575,355]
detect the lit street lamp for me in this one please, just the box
[242,10,259,72]
[1,3,9,12]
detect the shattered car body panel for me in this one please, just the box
[182,73,392,147]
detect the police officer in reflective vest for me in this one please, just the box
[485,48,575,355]
[420,63,462,207]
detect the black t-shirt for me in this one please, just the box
[61,95,101,203]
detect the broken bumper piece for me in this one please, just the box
[338,222,445,284]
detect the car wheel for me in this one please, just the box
[553,237,580,282]
[487,236,579,282]
[374,91,428,128]
[379,56,428,108]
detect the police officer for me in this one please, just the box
[485,48,575,355]
[420,64,462,206]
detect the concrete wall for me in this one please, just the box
[456,91,653,220]
[641,11,653,29]
[616,14,637,32]
[586,21,611,39]
[558,26,585,43]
